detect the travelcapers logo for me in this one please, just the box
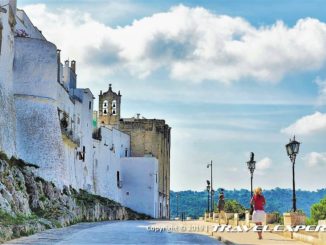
[147,224,326,233]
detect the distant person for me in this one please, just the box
[218,190,227,225]
[250,187,266,240]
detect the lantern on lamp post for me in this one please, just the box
[206,180,210,213]
[285,136,300,212]
[207,161,213,216]
[247,152,256,198]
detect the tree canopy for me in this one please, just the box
[170,188,326,219]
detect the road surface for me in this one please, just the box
[5,221,221,244]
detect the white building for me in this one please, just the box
[121,157,159,218]
[0,0,159,218]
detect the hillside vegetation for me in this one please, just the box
[170,189,326,218]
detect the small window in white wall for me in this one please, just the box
[117,171,121,188]
[0,21,3,55]
[125,148,128,157]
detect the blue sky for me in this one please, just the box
[19,0,326,191]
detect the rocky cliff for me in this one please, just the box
[0,152,149,243]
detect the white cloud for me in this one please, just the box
[281,112,326,135]
[315,77,326,105]
[23,4,326,85]
[256,157,272,170]
[304,152,326,167]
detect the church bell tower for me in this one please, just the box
[98,84,121,127]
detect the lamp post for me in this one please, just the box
[206,180,210,213]
[285,136,300,212]
[247,152,256,198]
[207,161,213,215]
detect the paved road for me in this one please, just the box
[5,221,221,244]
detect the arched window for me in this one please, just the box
[103,100,108,115]
[112,100,117,115]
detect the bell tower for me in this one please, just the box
[98,84,121,127]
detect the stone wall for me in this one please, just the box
[0,153,149,243]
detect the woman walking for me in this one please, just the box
[250,187,266,240]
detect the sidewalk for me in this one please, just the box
[152,220,309,245]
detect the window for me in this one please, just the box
[89,101,92,110]
[125,148,128,157]
[112,100,117,115]
[103,100,108,115]
[78,146,86,162]
[116,171,120,187]
[0,21,3,55]
[103,100,108,108]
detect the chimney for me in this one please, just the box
[57,50,61,64]
[109,84,112,91]
[9,0,17,15]
[71,60,76,73]
[136,113,140,119]
[100,90,102,95]
[56,49,61,83]
[65,60,69,67]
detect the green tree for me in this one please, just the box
[222,199,246,213]
[310,197,326,224]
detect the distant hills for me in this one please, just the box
[170,188,326,218]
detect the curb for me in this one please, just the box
[210,233,236,245]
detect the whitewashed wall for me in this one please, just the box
[93,127,130,203]
[13,36,68,187]
[15,9,45,40]
[1,5,160,218]
[121,157,159,218]
[0,0,16,157]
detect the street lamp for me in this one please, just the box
[207,161,213,215]
[247,152,256,198]
[206,181,210,213]
[285,136,300,212]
